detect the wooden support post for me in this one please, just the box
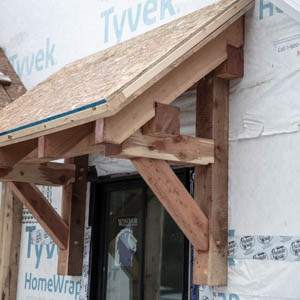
[58,156,88,275]
[106,131,215,166]
[8,182,69,249]
[193,73,229,286]
[0,162,75,186]
[131,158,208,250]
[0,47,28,300]
[0,184,22,300]
[142,103,180,136]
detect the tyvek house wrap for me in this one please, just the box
[1,0,300,300]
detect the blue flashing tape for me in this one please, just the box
[0,98,107,137]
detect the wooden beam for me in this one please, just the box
[142,103,180,137]
[38,123,93,159]
[0,139,37,168]
[106,131,214,165]
[22,121,105,163]
[193,73,229,286]
[58,156,88,275]
[23,132,105,164]
[0,184,22,300]
[103,19,244,144]
[0,162,75,186]
[8,182,69,249]
[215,46,244,79]
[131,158,208,250]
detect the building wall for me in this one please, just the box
[1,0,300,299]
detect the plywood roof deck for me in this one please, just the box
[0,0,253,146]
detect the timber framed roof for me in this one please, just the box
[0,0,253,147]
[0,0,254,285]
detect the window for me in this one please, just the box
[89,169,191,300]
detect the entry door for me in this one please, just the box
[89,170,190,300]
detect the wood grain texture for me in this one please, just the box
[0,162,75,186]
[193,73,229,286]
[0,139,37,168]
[0,184,22,300]
[142,103,180,137]
[216,45,244,79]
[131,158,208,250]
[24,133,105,164]
[0,0,254,147]
[103,19,243,144]
[0,47,27,300]
[38,123,93,159]
[106,131,214,165]
[57,156,88,275]
[8,182,69,249]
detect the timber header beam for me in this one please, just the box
[106,131,215,166]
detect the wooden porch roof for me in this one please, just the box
[0,0,253,147]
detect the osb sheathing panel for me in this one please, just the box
[0,0,253,144]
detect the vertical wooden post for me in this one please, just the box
[57,156,88,275]
[0,184,22,300]
[0,48,27,299]
[193,73,228,285]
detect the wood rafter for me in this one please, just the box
[103,18,243,144]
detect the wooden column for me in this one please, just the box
[0,185,22,300]
[0,48,27,300]
[193,73,228,285]
[58,156,88,275]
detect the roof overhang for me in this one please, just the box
[0,0,253,147]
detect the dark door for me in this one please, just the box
[89,170,190,300]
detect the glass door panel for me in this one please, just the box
[144,189,185,300]
[105,188,143,300]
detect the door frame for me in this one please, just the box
[88,168,191,300]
